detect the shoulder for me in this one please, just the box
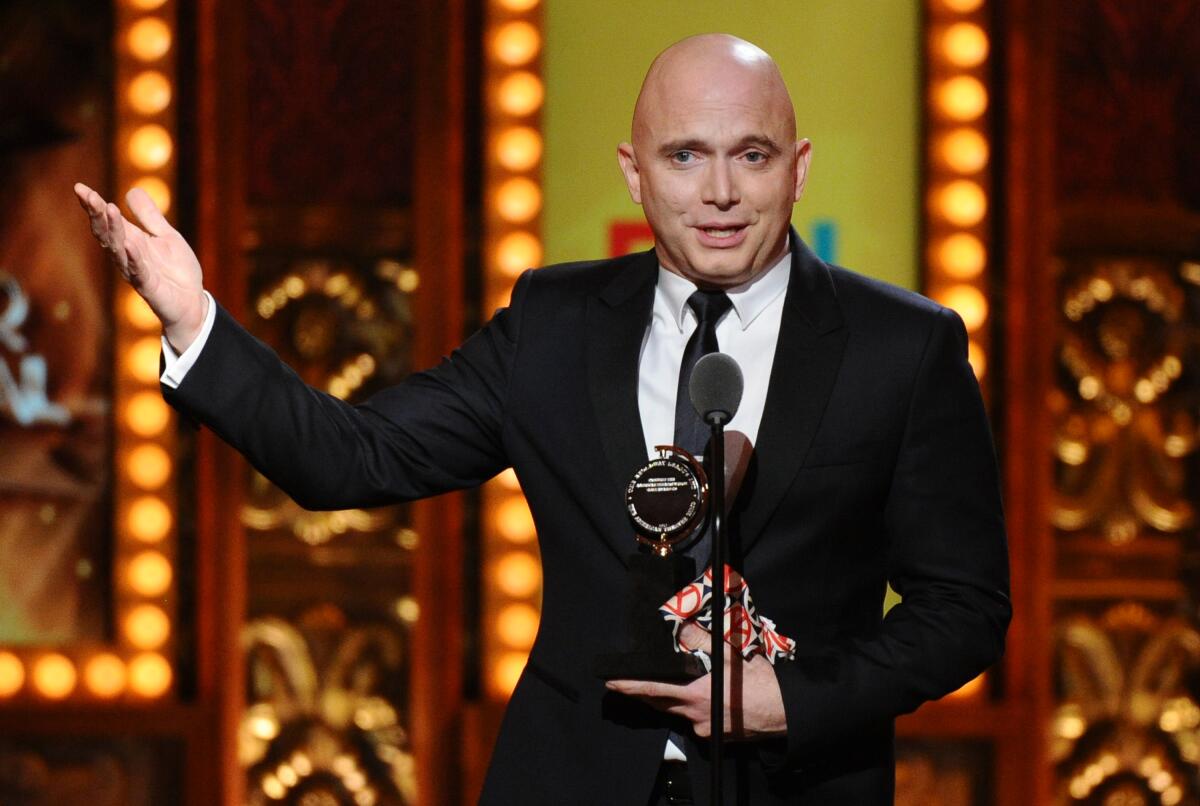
[507,250,656,318]
[826,264,960,337]
[525,251,652,294]
[828,265,940,318]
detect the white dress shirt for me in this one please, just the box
[638,250,790,461]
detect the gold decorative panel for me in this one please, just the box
[1053,603,1199,804]
[1053,259,1196,546]
[241,613,416,806]
[1052,254,1200,803]
[241,246,418,804]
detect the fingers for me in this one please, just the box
[77,184,111,242]
[678,622,712,653]
[74,183,96,211]
[126,187,172,236]
[605,679,690,699]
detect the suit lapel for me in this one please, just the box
[586,250,658,561]
[736,236,847,557]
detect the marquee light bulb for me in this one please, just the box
[128,495,172,543]
[128,124,173,170]
[0,652,24,697]
[127,18,172,62]
[935,76,988,121]
[942,23,989,68]
[129,652,172,697]
[934,180,987,226]
[128,70,172,114]
[125,391,171,436]
[939,128,989,174]
[84,653,127,698]
[128,550,173,596]
[495,495,536,542]
[127,443,173,489]
[494,552,541,598]
[495,231,543,277]
[497,72,544,117]
[934,233,986,279]
[32,653,76,699]
[496,177,542,223]
[495,126,542,171]
[125,604,171,649]
[936,284,989,332]
[491,651,528,697]
[492,21,541,66]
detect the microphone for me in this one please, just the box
[689,352,744,425]
[687,351,743,806]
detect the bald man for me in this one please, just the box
[78,33,1008,806]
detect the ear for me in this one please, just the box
[792,139,813,202]
[617,142,642,204]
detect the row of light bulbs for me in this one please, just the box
[483,0,545,698]
[927,0,992,703]
[926,0,992,385]
[113,0,179,700]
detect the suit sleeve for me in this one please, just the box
[161,271,533,510]
[768,306,1011,771]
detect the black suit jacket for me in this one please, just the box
[164,236,1010,805]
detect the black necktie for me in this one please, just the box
[674,289,733,458]
[673,289,732,559]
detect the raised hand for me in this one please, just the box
[605,621,787,740]
[74,183,208,353]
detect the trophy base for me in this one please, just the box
[594,650,707,682]
[593,549,705,682]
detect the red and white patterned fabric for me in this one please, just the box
[659,564,797,666]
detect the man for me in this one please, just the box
[77,33,1009,806]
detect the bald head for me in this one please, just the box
[616,34,811,288]
[632,34,796,146]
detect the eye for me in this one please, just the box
[671,151,696,164]
[743,151,767,164]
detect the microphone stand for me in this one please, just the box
[706,416,728,806]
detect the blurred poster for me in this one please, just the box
[0,1,114,644]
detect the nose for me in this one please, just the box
[701,158,739,209]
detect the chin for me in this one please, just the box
[690,254,757,281]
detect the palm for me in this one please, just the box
[128,224,203,324]
[74,183,207,349]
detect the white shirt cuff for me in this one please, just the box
[160,290,217,389]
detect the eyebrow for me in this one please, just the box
[658,134,784,157]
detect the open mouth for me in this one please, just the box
[695,224,748,246]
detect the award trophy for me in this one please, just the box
[594,445,710,681]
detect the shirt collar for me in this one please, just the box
[655,240,792,333]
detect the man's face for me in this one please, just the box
[618,64,811,288]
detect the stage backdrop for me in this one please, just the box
[542,0,920,290]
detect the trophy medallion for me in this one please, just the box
[595,445,710,682]
[625,446,708,556]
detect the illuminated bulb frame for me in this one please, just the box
[924,4,993,393]
[920,0,994,699]
[113,0,180,700]
[0,0,180,704]
[483,0,544,700]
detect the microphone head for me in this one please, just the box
[690,352,744,424]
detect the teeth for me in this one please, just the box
[704,228,737,237]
